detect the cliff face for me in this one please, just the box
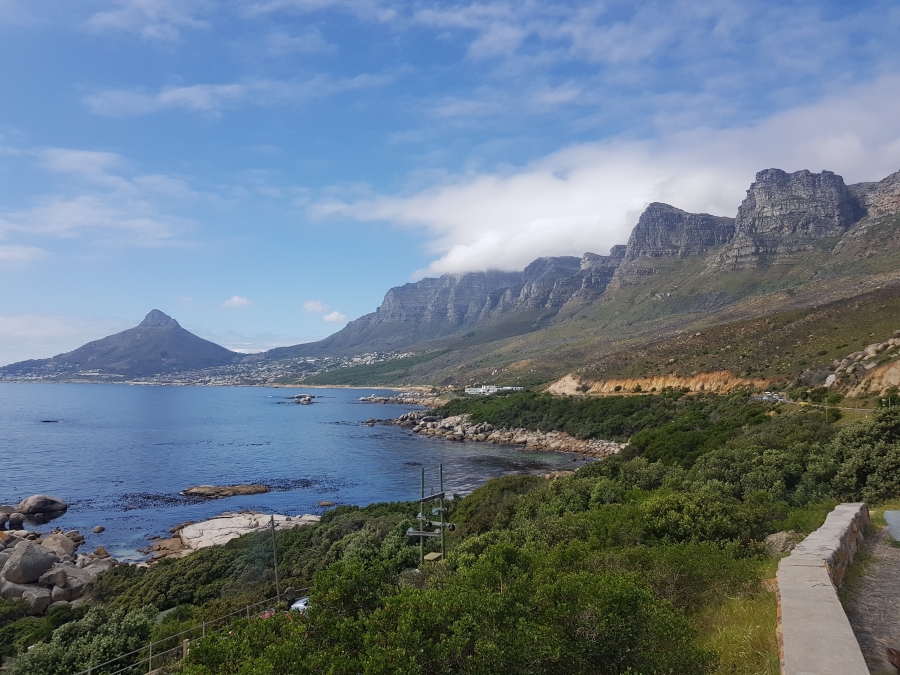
[607,203,734,290]
[268,166,899,359]
[714,169,864,269]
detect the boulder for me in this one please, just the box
[0,579,31,599]
[16,495,68,515]
[8,513,25,530]
[22,586,52,615]
[91,546,110,559]
[41,534,76,558]
[764,530,804,556]
[51,584,79,603]
[93,526,105,534]
[0,513,7,530]
[0,505,16,515]
[1,542,58,584]
[38,567,67,588]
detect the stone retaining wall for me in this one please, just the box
[776,503,870,675]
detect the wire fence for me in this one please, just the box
[72,588,309,675]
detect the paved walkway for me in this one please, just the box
[844,527,900,674]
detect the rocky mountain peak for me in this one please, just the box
[623,202,734,259]
[712,168,864,270]
[850,169,900,219]
[139,310,181,329]
[735,168,863,238]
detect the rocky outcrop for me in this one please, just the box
[181,484,271,499]
[0,531,112,615]
[143,511,321,561]
[386,412,625,458]
[16,495,68,516]
[607,203,734,289]
[849,170,900,220]
[714,169,864,269]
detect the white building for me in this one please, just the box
[463,385,524,396]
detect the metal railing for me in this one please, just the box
[72,588,309,675]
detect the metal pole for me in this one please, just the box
[420,467,425,565]
[148,641,152,674]
[440,464,445,560]
[270,515,281,601]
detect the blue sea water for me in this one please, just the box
[0,383,580,560]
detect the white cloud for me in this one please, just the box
[322,310,347,323]
[82,75,392,117]
[222,295,252,308]
[85,0,210,41]
[0,313,134,366]
[303,299,328,313]
[313,75,900,278]
[0,195,180,245]
[0,244,47,269]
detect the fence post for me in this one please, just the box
[183,638,190,660]
[148,640,153,673]
[247,605,250,619]
[202,621,205,638]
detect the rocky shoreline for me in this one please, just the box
[384,411,626,459]
[0,494,118,616]
[359,392,441,406]
[142,511,320,561]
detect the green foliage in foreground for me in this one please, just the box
[9,606,154,675]
[439,391,770,466]
[11,405,900,674]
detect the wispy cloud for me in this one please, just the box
[0,244,47,269]
[85,0,211,42]
[0,312,134,366]
[322,310,347,323]
[222,295,252,308]
[303,299,328,312]
[83,74,392,117]
[313,75,900,278]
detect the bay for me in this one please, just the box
[0,383,580,560]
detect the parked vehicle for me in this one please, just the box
[290,597,310,613]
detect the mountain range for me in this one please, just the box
[4,166,900,388]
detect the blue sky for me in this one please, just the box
[2,0,900,364]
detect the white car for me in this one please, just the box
[290,597,310,613]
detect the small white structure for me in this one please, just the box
[463,385,524,396]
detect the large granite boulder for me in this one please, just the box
[22,586,52,615]
[1,542,58,584]
[0,505,15,515]
[0,579,31,599]
[38,567,67,588]
[41,533,77,558]
[17,495,68,516]
[7,513,25,530]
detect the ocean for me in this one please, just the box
[0,383,579,560]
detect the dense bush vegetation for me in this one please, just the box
[9,401,900,674]
[439,391,770,466]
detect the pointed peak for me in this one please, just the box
[139,310,180,328]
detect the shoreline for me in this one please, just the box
[383,411,626,459]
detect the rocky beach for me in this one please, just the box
[383,411,626,459]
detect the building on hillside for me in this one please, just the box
[463,385,524,396]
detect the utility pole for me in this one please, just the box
[270,515,281,601]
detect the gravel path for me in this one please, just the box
[844,527,900,674]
